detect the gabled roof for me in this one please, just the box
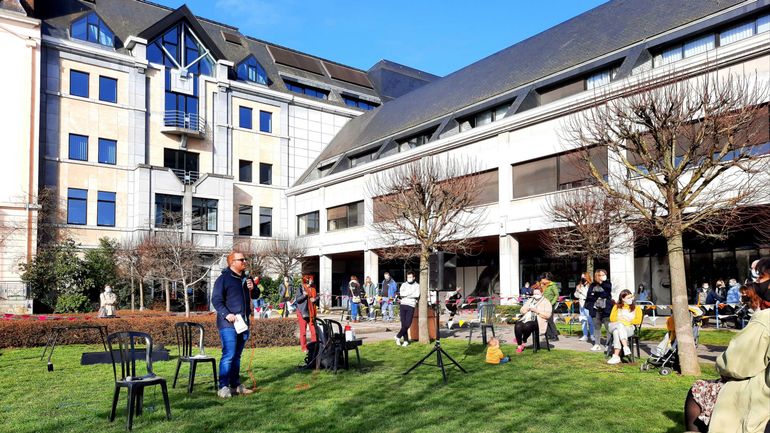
[137,4,226,60]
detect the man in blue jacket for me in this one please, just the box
[380,272,398,322]
[212,251,253,398]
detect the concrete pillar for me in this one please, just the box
[319,254,333,309]
[499,234,520,304]
[609,224,635,297]
[364,250,379,284]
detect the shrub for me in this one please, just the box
[496,305,522,324]
[55,293,92,313]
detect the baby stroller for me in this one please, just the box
[641,306,703,376]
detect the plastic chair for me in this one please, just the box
[172,322,217,394]
[107,331,171,431]
[467,303,496,345]
[327,319,361,372]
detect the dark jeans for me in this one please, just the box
[218,327,249,389]
[397,305,415,340]
[514,320,539,345]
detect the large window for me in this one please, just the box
[259,110,272,133]
[285,80,329,99]
[585,68,618,90]
[459,102,511,132]
[98,138,116,165]
[97,191,116,227]
[239,106,252,129]
[512,148,608,199]
[259,163,272,185]
[297,211,320,236]
[342,95,379,111]
[99,76,117,103]
[192,198,218,232]
[163,149,199,173]
[155,194,183,228]
[70,13,114,47]
[67,188,87,225]
[239,160,252,183]
[69,134,88,161]
[238,205,252,236]
[327,201,364,231]
[236,56,268,85]
[259,207,272,237]
[70,70,89,98]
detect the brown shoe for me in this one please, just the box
[232,385,254,395]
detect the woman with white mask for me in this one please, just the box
[513,287,552,353]
[606,289,642,365]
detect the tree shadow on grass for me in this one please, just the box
[662,410,685,433]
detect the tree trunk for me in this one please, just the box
[418,249,430,344]
[164,280,171,312]
[183,281,191,318]
[667,232,701,376]
[130,275,135,311]
[586,256,595,277]
[139,280,145,311]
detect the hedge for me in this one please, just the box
[0,314,298,349]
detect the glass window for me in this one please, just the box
[97,191,116,227]
[586,70,612,90]
[69,134,88,161]
[284,80,329,99]
[475,110,493,127]
[98,138,116,165]
[155,193,183,228]
[660,46,683,65]
[720,21,755,45]
[342,95,379,110]
[239,106,252,129]
[239,160,252,182]
[98,76,117,103]
[259,111,272,133]
[236,57,268,85]
[327,201,364,231]
[512,157,558,198]
[192,198,218,231]
[259,163,272,185]
[259,207,272,237]
[67,188,87,225]
[238,205,252,236]
[758,15,770,34]
[163,148,199,173]
[70,13,114,47]
[683,35,715,58]
[70,70,89,98]
[297,211,320,236]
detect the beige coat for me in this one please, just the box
[520,297,552,335]
[710,308,770,433]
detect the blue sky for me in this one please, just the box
[157,0,608,76]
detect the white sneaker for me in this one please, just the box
[217,386,232,399]
[590,344,603,352]
[623,346,632,357]
[394,336,401,346]
[579,336,588,342]
[607,355,621,365]
[401,340,409,347]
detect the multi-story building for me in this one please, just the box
[287,0,770,307]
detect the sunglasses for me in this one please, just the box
[233,258,248,262]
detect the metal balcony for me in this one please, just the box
[169,168,200,185]
[162,111,205,137]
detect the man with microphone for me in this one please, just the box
[212,251,254,398]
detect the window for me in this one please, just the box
[349,148,378,167]
[70,13,114,47]
[239,160,252,182]
[163,149,199,173]
[239,106,252,129]
[259,207,272,237]
[147,22,213,76]
[192,198,218,231]
[759,15,770,34]
[259,163,272,185]
[259,111,272,133]
[99,76,117,103]
[683,35,715,57]
[155,194,183,228]
[69,134,88,161]
[297,211,320,236]
[238,205,252,236]
[97,191,116,227]
[236,56,268,85]
[512,147,609,198]
[284,80,329,99]
[98,138,116,165]
[67,188,87,225]
[327,201,364,231]
[342,95,379,111]
[586,68,617,90]
[397,131,432,152]
[70,70,89,98]
[459,102,511,132]
[720,21,755,46]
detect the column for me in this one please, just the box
[609,224,635,297]
[499,234,520,304]
[319,254,333,309]
[363,250,379,283]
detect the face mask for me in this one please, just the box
[407,278,415,283]
[384,275,390,280]
[757,280,770,301]
[702,285,709,290]
[624,297,634,305]
[533,293,542,300]
[599,275,606,282]
[105,287,112,293]
[751,268,760,280]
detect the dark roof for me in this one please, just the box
[367,59,440,102]
[303,0,747,179]
[0,0,26,14]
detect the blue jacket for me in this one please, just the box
[706,290,724,305]
[381,278,397,299]
[212,267,251,329]
[726,285,741,304]
[585,281,613,318]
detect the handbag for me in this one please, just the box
[595,297,607,310]
[352,296,361,303]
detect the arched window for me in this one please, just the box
[236,56,268,85]
[70,12,114,47]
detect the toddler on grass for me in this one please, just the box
[485,337,509,365]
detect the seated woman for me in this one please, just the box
[685,257,770,433]
[514,287,552,353]
[607,289,642,365]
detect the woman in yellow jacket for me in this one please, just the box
[606,289,642,365]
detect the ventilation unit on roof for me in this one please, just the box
[169,68,194,95]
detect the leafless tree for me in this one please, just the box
[116,233,160,311]
[264,235,308,278]
[367,155,486,344]
[234,238,269,276]
[562,71,770,376]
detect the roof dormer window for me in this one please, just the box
[236,56,268,85]
[70,12,114,47]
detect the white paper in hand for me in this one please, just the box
[233,314,248,334]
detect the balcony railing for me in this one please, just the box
[162,111,205,136]
[0,282,29,300]
[169,168,200,185]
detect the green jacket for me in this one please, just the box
[543,282,560,306]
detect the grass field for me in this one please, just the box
[556,323,737,347]
[0,339,719,433]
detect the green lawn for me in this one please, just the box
[556,323,736,347]
[0,340,718,433]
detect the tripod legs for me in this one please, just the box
[402,342,467,384]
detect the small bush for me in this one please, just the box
[496,305,522,324]
[55,293,92,313]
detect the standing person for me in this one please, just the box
[574,272,593,342]
[211,251,254,398]
[363,276,377,320]
[279,276,293,318]
[381,272,397,322]
[636,283,650,302]
[513,286,552,353]
[445,286,463,330]
[606,289,643,365]
[537,272,560,341]
[520,281,532,297]
[348,276,362,323]
[394,271,420,347]
[294,275,317,353]
[585,269,612,352]
[726,278,741,304]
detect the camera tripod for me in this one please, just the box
[402,296,467,384]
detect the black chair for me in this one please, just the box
[605,326,638,363]
[532,319,551,353]
[107,331,171,431]
[173,322,217,394]
[628,325,642,361]
[327,319,362,372]
[467,302,496,345]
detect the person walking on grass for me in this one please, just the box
[212,251,254,398]
[394,271,420,347]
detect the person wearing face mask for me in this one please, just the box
[394,271,420,347]
[380,272,398,322]
[585,269,613,351]
[513,287,552,353]
[534,272,560,341]
[574,272,593,342]
[606,290,642,365]
[279,276,293,318]
[697,282,710,306]
[749,259,760,283]
[726,278,741,304]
